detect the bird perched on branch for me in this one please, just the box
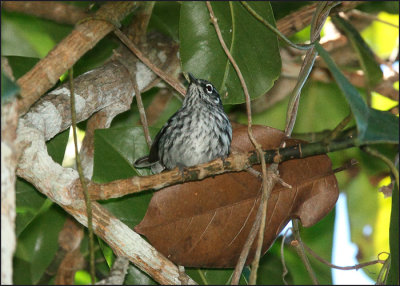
[134,73,232,174]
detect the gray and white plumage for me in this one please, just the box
[134,73,232,174]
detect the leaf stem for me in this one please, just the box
[240,1,316,50]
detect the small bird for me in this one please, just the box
[134,73,232,174]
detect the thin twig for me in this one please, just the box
[132,73,152,148]
[362,146,399,189]
[15,2,136,116]
[292,219,319,284]
[87,131,358,201]
[280,227,293,285]
[285,1,339,137]
[376,253,391,285]
[283,3,338,284]
[205,3,272,284]
[303,242,386,270]
[69,68,95,284]
[230,187,264,285]
[113,29,186,97]
[240,1,315,51]
[126,1,155,44]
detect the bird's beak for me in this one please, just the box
[188,73,198,84]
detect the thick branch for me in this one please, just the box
[16,1,137,115]
[276,1,364,37]
[87,132,357,201]
[1,99,19,284]
[2,1,89,25]
[15,31,188,284]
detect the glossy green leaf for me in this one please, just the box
[46,128,69,164]
[316,43,398,144]
[148,1,181,42]
[75,270,93,285]
[73,37,118,78]
[93,127,158,182]
[6,56,40,80]
[98,237,114,268]
[1,71,19,102]
[15,179,49,237]
[331,15,383,87]
[124,265,157,285]
[1,11,72,58]
[180,1,281,104]
[270,2,312,20]
[15,129,69,236]
[13,257,32,285]
[93,126,157,227]
[1,15,39,57]
[14,204,66,284]
[110,87,182,130]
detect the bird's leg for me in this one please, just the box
[176,163,187,181]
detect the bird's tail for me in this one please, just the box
[134,156,152,168]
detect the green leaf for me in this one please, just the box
[2,11,72,58]
[15,179,49,237]
[1,71,19,102]
[180,1,281,105]
[93,127,158,182]
[387,181,399,284]
[331,15,383,87]
[315,43,398,144]
[148,1,181,42]
[15,129,69,236]
[124,265,157,285]
[13,257,32,284]
[14,204,66,284]
[6,56,40,80]
[270,2,312,20]
[98,237,114,268]
[93,126,157,228]
[46,128,70,163]
[73,37,118,78]
[257,242,294,285]
[186,268,249,285]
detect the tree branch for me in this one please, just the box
[15,1,137,116]
[276,1,364,38]
[15,31,191,284]
[86,131,357,199]
[2,1,89,25]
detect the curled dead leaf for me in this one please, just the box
[135,125,339,267]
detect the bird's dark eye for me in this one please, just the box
[205,84,213,94]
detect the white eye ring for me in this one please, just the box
[205,84,213,94]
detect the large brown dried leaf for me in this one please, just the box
[135,125,339,267]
